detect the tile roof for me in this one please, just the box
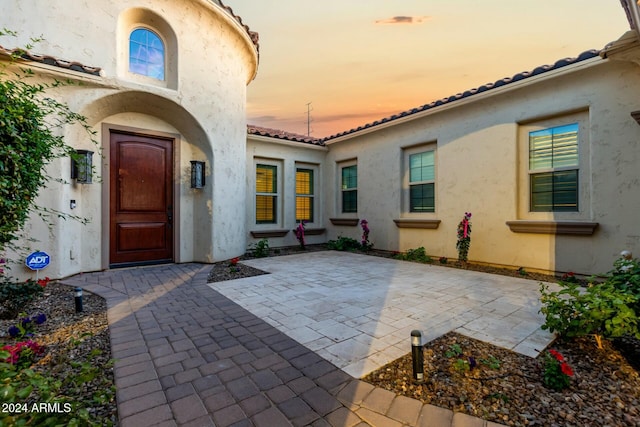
[0,45,102,76]
[217,0,260,53]
[322,49,601,141]
[247,124,324,146]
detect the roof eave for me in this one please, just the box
[247,134,328,150]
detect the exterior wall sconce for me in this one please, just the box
[190,160,206,189]
[70,149,94,184]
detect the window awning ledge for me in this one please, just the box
[506,220,598,235]
[250,230,289,238]
[393,219,441,229]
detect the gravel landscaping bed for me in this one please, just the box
[363,332,640,426]
[0,282,117,425]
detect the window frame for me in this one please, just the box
[517,111,589,220]
[402,143,437,215]
[255,162,280,225]
[128,27,166,81]
[295,167,315,223]
[339,162,358,214]
[528,122,579,212]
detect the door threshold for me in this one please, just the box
[109,259,174,269]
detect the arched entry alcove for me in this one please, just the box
[79,91,217,269]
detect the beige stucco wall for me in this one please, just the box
[1,0,258,280]
[246,136,328,249]
[324,56,640,276]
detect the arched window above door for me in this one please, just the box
[129,28,165,80]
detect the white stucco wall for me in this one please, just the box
[324,56,640,276]
[1,0,258,280]
[246,136,328,249]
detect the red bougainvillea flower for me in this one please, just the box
[37,277,50,287]
[549,349,564,362]
[561,362,574,377]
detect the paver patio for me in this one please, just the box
[210,251,556,377]
[62,252,555,426]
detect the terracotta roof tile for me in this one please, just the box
[217,0,260,54]
[322,50,601,141]
[248,124,324,146]
[0,45,102,76]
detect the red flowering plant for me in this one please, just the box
[295,221,306,249]
[560,271,578,283]
[1,339,45,369]
[456,212,472,263]
[542,349,574,390]
[227,257,241,273]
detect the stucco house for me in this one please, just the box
[2,0,640,279]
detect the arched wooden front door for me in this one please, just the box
[109,131,174,266]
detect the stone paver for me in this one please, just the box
[211,251,555,376]
[63,259,513,426]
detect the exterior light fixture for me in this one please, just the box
[70,149,94,184]
[411,330,425,384]
[190,160,205,189]
[74,287,83,313]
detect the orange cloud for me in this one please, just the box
[375,16,431,25]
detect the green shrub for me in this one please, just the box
[0,279,44,319]
[327,236,361,251]
[248,238,270,258]
[394,247,431,263]
[604,255,640,313]
[540,281,639,348]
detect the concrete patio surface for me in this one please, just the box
[210,251,555,378]
[61,254,556,426]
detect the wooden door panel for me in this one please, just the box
[118,143,167,211]
[116,223,167,251]
[110,132,173,266]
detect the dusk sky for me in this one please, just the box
[227,1,630,138]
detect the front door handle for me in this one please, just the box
[167,205,173,227]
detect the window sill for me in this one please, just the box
[393,219,441,229]
[250,230,289,238]
[506,220,598,235]
[291,227,326,235]
[329,218,359,226]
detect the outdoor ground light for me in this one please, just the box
[411,330,425,384]
[190,160,206,189]
[74,287,83,313]
[70,149,94,184]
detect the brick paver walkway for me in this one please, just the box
[64,263,505,427]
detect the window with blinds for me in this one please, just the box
[529,123,578,212]
[341,165,357,213]
[409,151,435,212]
[296,169,314,222]
[256,164,277,223]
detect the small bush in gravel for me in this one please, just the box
[540,253,640,349]
[327,236,361,251]
[0,279,46,319]
[541,349,573,391]
[249,238,270,257]
[395,247,431,263]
